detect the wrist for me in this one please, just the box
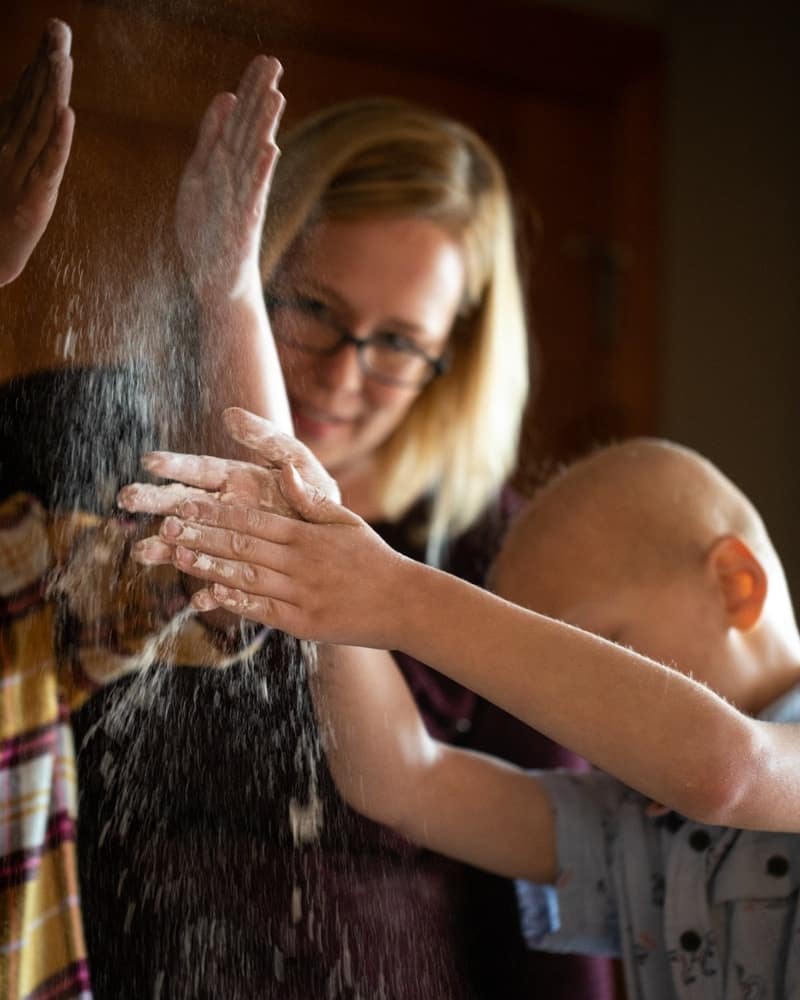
[389,555,440,655]
[192,263,263,313]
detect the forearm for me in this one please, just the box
[393,559,796,830]
[310,643,557,881]
[193,281,292,445]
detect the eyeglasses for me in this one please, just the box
[265,292,450,388]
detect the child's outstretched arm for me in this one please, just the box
[174,55,291,444]
[313,643,557,882]
[0,19,74,286]
[131,424,800,835]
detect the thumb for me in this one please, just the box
[279,465,360,526]
[223,406,341,501]
[223,407,308,469]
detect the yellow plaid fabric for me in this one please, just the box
[0,493,262,999]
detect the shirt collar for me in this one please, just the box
[759,680,800,723]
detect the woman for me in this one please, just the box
[75,97,615,998]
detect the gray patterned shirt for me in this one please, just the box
[516,684,800,999]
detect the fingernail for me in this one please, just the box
[161,517,182,540]
[175,521,201,543]
[212,584,231,601]
[132,538,167,564]
[191,590,218,612]
[179,501,199,519]
[117,486,136,509]
[175,545,197,566]
[141,454,159,471]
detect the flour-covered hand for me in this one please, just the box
[148,464,411,647]
[175,55,284,299]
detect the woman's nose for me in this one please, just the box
[318,341,364,393]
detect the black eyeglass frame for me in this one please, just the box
[265,292,450,389]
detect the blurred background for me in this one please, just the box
[1,0,798,599]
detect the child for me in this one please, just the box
[133,428,800,998]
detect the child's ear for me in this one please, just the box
[707,535,768,632]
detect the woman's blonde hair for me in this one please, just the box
[262,98,529,556]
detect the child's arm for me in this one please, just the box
[173,55,292,444]
[311,643,558,883]
[133,450,800,834]
[0,19,74,286]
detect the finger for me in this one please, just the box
[172,544,296,602]
[5,34,51,154]
[45,19,73,59]
[12,52,70,188]
[131,535,175,565]
[279,465,360,526]
[239,59,283,174]
[222,56,263,152]
[30,104,75,198]
[207,584,301,634]
[240,143,279,219]
[118,481,213,515]
[160,515,292,568]
[190,587,221,612]
[222,407,336,494]
[237,55,282,148]
[237,94,282,211]
[49,48,73,109]
[175,498,299,541]
[141,451,237,491]
[231,55,271,160]
[222,408,294,464]
[186,92,236,178]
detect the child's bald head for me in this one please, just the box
[496,439,769,599]
[493,439,792,709]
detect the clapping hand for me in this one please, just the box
[174,55,284,301]
[0,19,74,286]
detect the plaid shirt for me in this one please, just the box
[0,493,262,1000]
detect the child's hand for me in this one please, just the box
[0,19,74,286]
[175,56,284,300]
[152,465,408,648]
[120,407,338,565]
[119,450,296,565]
[122,408,406,645]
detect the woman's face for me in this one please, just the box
[271,216,466,477]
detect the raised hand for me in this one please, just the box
[175,56,284,299]
[0,19,74,286]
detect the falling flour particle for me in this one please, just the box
[273,946,285,982]
[289,794,323,845]
[116,867,128,897]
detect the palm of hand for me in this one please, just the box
[175,57,283,299]
[175,126,261,298]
